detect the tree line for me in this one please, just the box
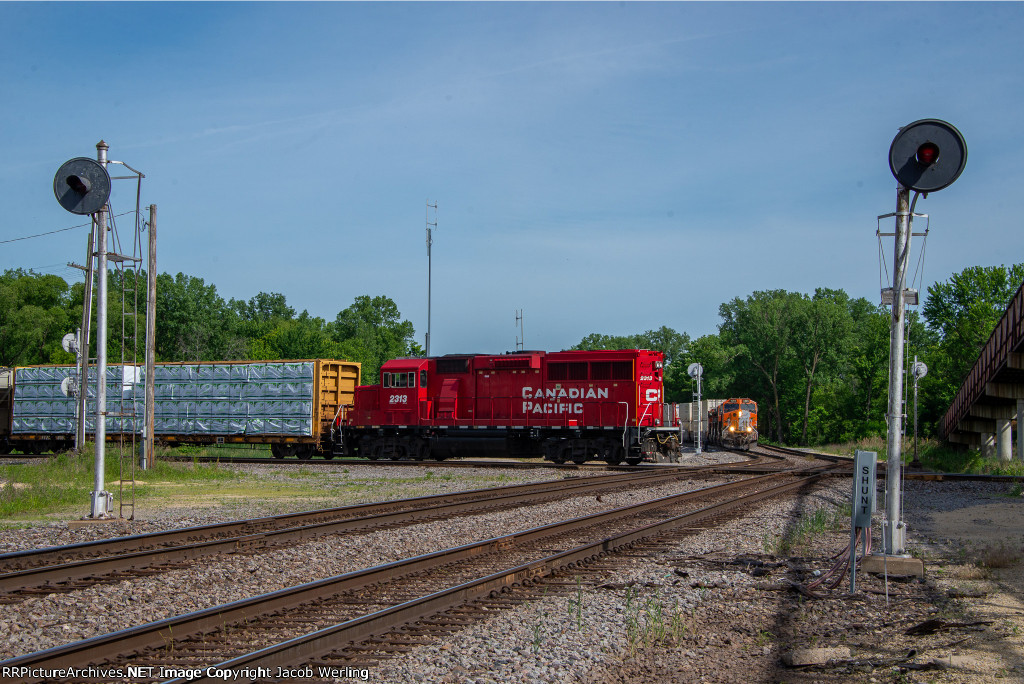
[0,269,419,384]
[2,263,1021,445]
[571,264,1023,445]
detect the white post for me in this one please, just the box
[90,140,111,518]
[883,185,910,555]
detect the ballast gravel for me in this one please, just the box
[2,456,1011,683]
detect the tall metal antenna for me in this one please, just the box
[425,200,437,357]
[515,309,524,351]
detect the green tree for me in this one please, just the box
[0,269,75,367]
[718,290,803,443]
[571,326,691,401]
[668,333,738,404]
[792,289,852,445]
[922,263,1024,409]
[155,272,245,361]
[332,295,418,383]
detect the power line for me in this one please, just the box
[0,211,135,245]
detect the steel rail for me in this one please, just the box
[174,471,829,682]
[0,468,834,679]
[0,468,696,571]
[0,468,724,593]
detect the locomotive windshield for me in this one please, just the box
[723,402,739,411]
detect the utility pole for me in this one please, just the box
[515,310,524,351]
[74,222,96,451]
[425,200,436,357]
[144,204,157,469]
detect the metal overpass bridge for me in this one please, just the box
[940,280,1024,459]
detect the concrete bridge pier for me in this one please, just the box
[997,419,1013,461]
[1018,399,1023,461]
[982,432,996,459]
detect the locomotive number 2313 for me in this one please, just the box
[388,395,409,405]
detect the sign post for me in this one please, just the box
[850,450,877,593]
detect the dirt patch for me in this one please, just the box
[598,480,1024,683]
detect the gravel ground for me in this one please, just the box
[3,457,1018,683]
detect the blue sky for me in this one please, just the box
[2,2,1022,355]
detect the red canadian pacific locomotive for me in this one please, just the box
[706,397,758,450]
[334,349,682,465]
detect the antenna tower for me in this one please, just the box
[425,200,437,356]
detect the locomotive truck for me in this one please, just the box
[334,349,683,465]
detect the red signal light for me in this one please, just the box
[916,142,940,165]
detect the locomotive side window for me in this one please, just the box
[396,373,408,388]
[407,372,415,387]
[420,370,427,387]
[383,373,392,388]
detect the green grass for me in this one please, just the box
[0,444,285,519]
[807,436,1024,476]
[763,503,851,556]
[0,445,539,520]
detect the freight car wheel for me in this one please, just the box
[296,447,313,460]
[270,444,287,459]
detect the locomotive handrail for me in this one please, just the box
[618,401,630,447]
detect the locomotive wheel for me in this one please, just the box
[321,450,336,460]
[625,457,643,466]
[411,439,430,461]
[367,441,383,460]
[542,439,565,464]
[603,442,625,465]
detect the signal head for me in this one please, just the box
[53,157,111,215]
[889,119,967,193]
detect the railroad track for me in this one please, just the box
[0,464,775,600]
[0,464,839,683]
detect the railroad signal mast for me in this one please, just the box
[53,141,152,520]
[880,119,967,556]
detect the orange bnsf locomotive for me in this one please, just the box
[334,349,683,465]
[707,398,758,450]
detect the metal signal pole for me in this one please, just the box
[882,184,911,555]
[91,140,112,518]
